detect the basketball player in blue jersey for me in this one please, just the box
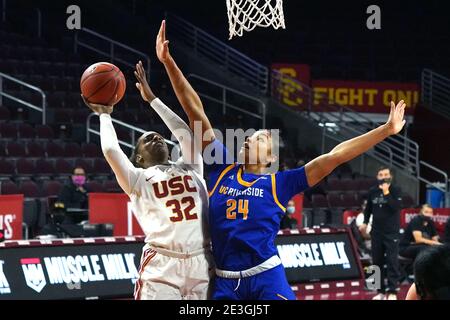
[155,20,407,300]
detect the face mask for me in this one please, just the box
[378,178,392,185]
[72,175,86,187]
[423,216,433,223]
[286,206,295,214]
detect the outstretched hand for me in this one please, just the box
[134,60,156,103]
[156,20,171,64]
[81,95,114,115]
[384,100,406,136]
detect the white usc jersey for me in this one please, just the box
[129,161,210,253]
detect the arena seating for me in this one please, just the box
[0,15,418,238]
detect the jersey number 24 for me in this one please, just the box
[226,199,249,220]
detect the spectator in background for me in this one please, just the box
[280,200,298,230]
[399,204,442,260]
[58,166,89,210]
[38,201,68,238]
[405,244,450,300]
[359,166,402,300]
[356,199,372,251]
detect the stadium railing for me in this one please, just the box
[186,74,267,129]
[74,27,151,79]
[86,113,177,152]
[271,69,448,197]
[0,72,47,124]
[422,69,450,120]
[165,12,269,94]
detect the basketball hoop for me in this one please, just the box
[226,0,286,39]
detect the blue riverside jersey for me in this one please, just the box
[207,139,309,271]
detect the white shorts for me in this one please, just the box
[134,246,214,300]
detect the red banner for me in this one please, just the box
[89,193,144,237]
[343,210,360,225]
[272,64,311,109]
[292,193,304,228]
[0,195,24,240]
[312,80,420,114]
[401,208,450,234]
[272,63,311,85]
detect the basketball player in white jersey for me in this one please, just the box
[82,61,213,300]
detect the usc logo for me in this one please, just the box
[152,176,197,198]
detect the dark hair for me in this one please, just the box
[73,166,86,174]
[414,244,450,300]
[377,166,391,174]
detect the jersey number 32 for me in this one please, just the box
[166,197,198,222]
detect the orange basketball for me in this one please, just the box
[80,62,126,106]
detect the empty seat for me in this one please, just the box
[93,159,111,176]
[358,178,377,191]
[35,159,56,176]
[64,142,82,158]
[303,196,313,209]
[0,123,17,139]
[36,125,55,140]
[54,109,73,124]
[312,194,329,208]
[85,181,104,193]
[82,143,102,158]
[0,160,15,178]
[311,208,328,227]
[72,109,90,124]
[0,106,11,121]
[19,181,41,198]
[27,142,46,158]
[340,179,359,191]
[55,159,73,176]
[18,123,36,139]
[103,180,121,193]
[328,192,344,208]
[52,77,71,91]
[0,180,19,194]
[23,198,41,239]
[341,193,359,208]
[327,178,344,191]
[16,159,36,177]
[43,180,63,197]
[6,142,26,157]
[0,142,5,157]
[46,142,64,157]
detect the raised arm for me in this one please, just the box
[82,97,140,196]
[156,20,215,151]
[305,100,407,187]
[134,61,203,174]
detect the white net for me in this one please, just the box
[226,0,286,39]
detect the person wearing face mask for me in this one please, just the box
[399,204,442,260]
[58,166,89,214]
[280,200,298,230]
[359,166,402,300]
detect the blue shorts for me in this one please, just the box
[212,264,296,300]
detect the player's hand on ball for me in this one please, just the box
[156,20,171,64]
[135,61,156,103]
[384,100,406,136]
[81,95,114,115]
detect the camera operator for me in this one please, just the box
[359,166,402,300]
